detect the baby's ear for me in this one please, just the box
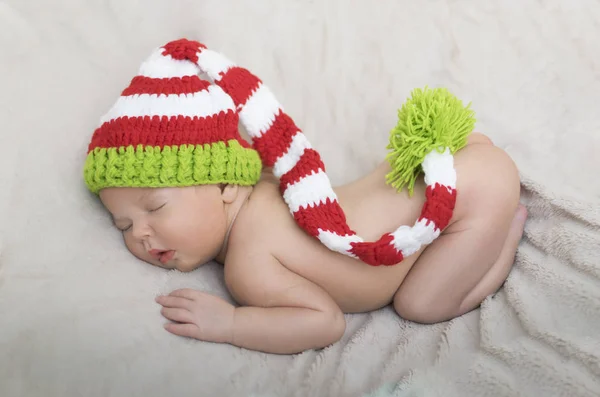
[220,184,239,204]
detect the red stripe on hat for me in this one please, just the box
[121,76,211,97]
[292,199,355,237]
[279,149,324,191]
[161,39,205,63]
[217,67,261,106]
[252,112,299,167]
[350,235,404,266]
[87,111,250,151]
[419,184,457,231]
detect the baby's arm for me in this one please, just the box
[231,260,346,353]
[157,255,346,354]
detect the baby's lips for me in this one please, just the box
[159,250,175,264]
[149,249,165,259]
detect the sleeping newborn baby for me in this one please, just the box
[84,39,527,354]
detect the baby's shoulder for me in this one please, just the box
[226,178,319,263]
[223,181,295,304]
[244,180,290,229]
[228,180,292,250]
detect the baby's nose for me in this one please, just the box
[131,222,151,240]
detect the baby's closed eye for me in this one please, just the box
[111,216,131,232]
[116,223,132,232]
[149,203,166,212]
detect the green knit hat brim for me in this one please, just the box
[84,140,262,194]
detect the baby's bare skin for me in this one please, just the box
[100,133,526,354]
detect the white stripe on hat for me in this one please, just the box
[391,218,440,257]
[99,85,235,123]
[273,131,312,177]
[422,148,456,189]
[238,83,282,138]
[282,170,338,213]
[195,49,236,81]
[316,230,362,256]
[138,48,199,79]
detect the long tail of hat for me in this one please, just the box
[159,39,461,266]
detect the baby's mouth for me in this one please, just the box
[149,249,175,265]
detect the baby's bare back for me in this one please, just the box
[224,162,428,313]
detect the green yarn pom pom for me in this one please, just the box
[385,86,476,195]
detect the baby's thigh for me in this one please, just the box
[393,140,521,321]
[451,137,520,221]
[393,218,502,322]
[444,137,521,266]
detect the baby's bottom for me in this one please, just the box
[393,134,527,323]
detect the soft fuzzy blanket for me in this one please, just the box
[1,1,599,396]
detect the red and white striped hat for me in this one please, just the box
[85,39,474,267]
[84,40,262,193]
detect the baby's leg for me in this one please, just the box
[393,136,526,324]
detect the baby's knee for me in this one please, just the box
[393,287,454,324]
[321,310,346,346]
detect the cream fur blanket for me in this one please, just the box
[1,1,599,396]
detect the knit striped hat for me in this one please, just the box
[86,39,475,267]
[83,40,262,193]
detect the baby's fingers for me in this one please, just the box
[156,295,192,309]
[161,307,194,324]
[168,288,203,300]
[164,323,201,339]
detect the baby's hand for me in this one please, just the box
[155,289,235,344]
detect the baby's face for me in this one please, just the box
[99,186,228,272]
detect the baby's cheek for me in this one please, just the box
[175,212,216,239]
[182,223,224,258]
[124,236,148,261]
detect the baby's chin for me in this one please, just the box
[157,256,205,273]
[172,260,204,273]
[130,252,197,272]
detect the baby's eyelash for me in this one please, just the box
[150,203,166,212]
[119,225,132,232]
